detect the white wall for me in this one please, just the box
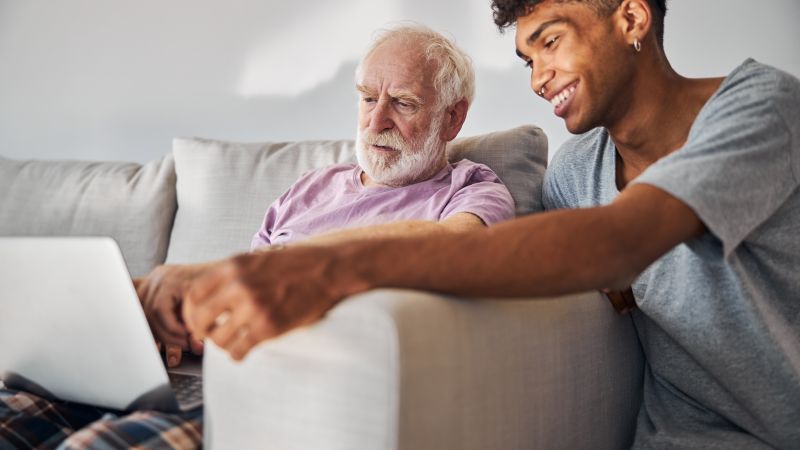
[1,0,798,163]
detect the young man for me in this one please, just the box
[0,26,515,449]
[157,1,799,448]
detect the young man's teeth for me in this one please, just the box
[551,86,576,107]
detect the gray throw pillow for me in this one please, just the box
[166,125,548,265]
[447,125,548,216]
[0,156,177,277]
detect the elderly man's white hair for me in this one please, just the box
[355,24,476,111]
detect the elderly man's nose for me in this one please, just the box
[369,101,394,132]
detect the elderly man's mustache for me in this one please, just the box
[360,129,407,152]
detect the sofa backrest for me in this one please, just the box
[0,125,547,274]
[166,125,548,265]
[0,156,176,278]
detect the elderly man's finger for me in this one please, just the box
[189,336,204,355]
[166,344,183,368]
[153,308,189,346]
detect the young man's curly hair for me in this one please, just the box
[491,0,667,46]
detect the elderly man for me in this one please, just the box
[166,1,800,449]
[0,25,514,449]
[140,24,515,364]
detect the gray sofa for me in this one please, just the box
[0,125,644,449]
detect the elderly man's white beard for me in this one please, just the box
[355,118,446,187]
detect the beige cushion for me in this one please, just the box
[167,126,548,264]
[0,156,177,277]
[166,138,355,264]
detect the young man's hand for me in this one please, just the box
[182,247,367,361]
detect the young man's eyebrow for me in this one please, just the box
[525,19,564,45]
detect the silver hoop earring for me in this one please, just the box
[633,39,642,53]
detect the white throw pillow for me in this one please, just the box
[166,126,547,264]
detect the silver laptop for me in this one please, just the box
[0,237,202,412]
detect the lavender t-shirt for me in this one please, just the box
[251,159,515,249]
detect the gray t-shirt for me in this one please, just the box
[543,59,800,449]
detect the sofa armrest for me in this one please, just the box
[203,290,644,450]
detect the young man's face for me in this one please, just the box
[515,0,634,134]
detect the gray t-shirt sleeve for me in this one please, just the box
[634,63,800,257]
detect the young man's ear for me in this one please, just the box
[441,99,469,142]
[616,0,653,47]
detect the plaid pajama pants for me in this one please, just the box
[0,388,202,450]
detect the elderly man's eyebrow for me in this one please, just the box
[356,84,376,96]
[389,90,424,105]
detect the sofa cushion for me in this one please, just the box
[166,125,547,264]
[447,125,548,216]
[0,156,177,277]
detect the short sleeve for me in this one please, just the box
[634,65,798,257]
[440,163,515,225]
[250,193,285,250]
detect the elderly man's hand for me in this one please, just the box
[182,247,366,361]
[135,263,212,365]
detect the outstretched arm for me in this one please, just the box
[182,183,705,360]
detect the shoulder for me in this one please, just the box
[544,128,613,210]
[549,128,609,174]
[448,159,505,184]
[293,163,357,185]
[720,59,800,97]
[440,159,515,224]
[704,59,800,125]
[279,163,358,200]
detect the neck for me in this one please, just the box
[605,54,724,184]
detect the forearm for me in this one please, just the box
[337,208,636,298]
[336,184,704,298]
[294,220,455,247]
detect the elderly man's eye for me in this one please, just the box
[395,100,415,110]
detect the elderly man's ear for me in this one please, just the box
[442,99,469,142]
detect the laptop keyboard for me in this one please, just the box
[168,372,203,409]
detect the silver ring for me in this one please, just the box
[539,86,546,97]
[214,311,231,327]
